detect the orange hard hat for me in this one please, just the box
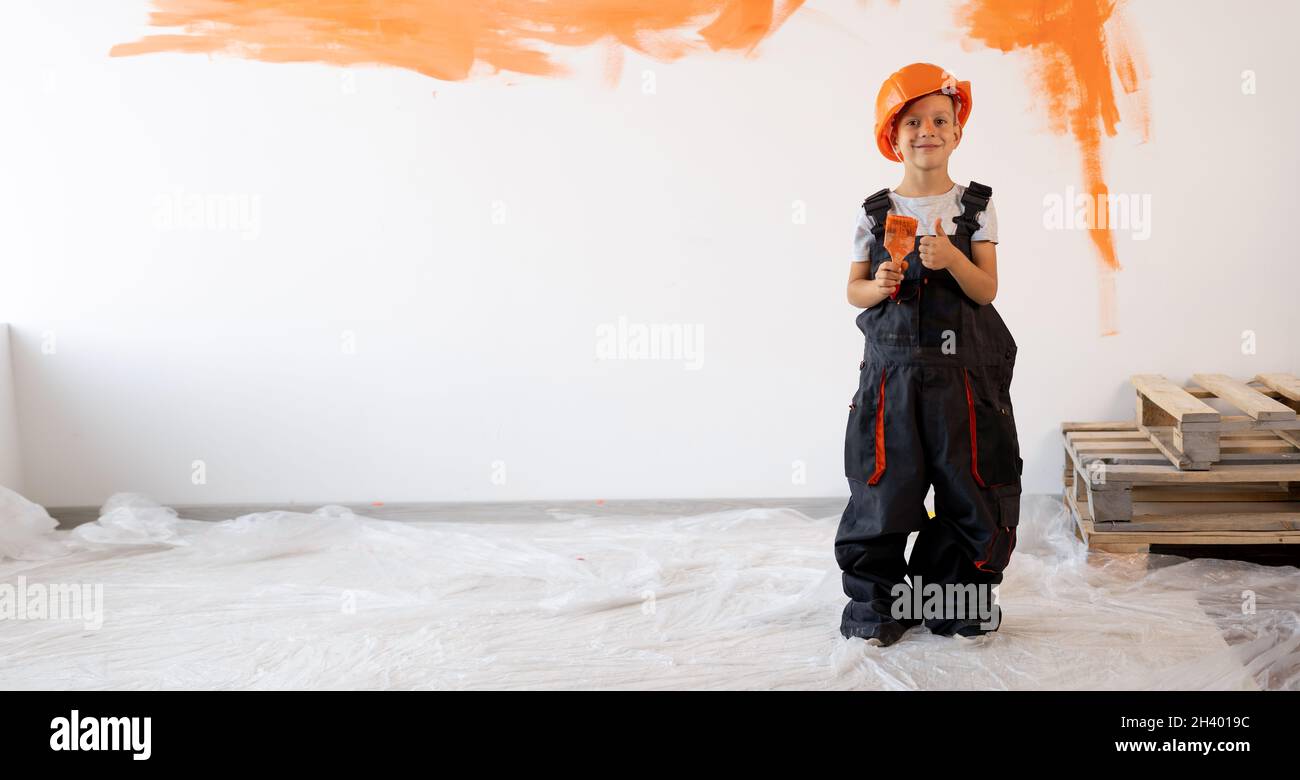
[874,62,972,162]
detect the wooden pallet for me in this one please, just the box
[1061,420,1300,553]
[1133,372,1300,469]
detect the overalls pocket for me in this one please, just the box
[844,363,889,484]
[962,365,1021,489]
[992,482,1021,528]
[975,483,1020,573]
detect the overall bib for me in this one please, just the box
[835,181,1023,639]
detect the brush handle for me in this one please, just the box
[888,257,908,300]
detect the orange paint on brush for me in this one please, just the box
[110,0,806,84]
[956,0,1150,335]
[882,214,917,301]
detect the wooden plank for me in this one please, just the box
[1079,510,1300,544]
[1083,529,1300,545]
[1090,463,1300,483]
[1218,439,1300,453]
[1173,427,1220,467]
[1192,373,1296,422]
[1091,543,1152,553]
[1063,427,1291,440]
[1255,372,1300,403]
[1066,427,1300,466]
[1086,481,1133,523]
[1278,430,1300,450]
[1060,420,1138,433]
[1132,374,1220,423]
[1136,391,1177,428]
[1073,440,1163,452]
[1063,428,1094,476]
[1068,430,1298,446]
[1066,488,1300,535]
[1071,438,1152,449]
[1066,429,1150,438]
[1071,468,1300,529]
[1179,416,1300,431]
[1072,451,1300,465]
[1071,405,1294,428]
[1139,424,1196,468]
[1062,462,1300,551]
[1066,483,1090,527]
[1065,426,1300,486]
[1132,484,1300,502]
[1186,380,1287,401]
[1095,504,1300,532]
[1070,510,1087,544]
[1071,432,1296,460]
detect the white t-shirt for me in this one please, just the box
[852,183,997,261]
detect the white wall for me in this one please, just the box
[2,1,1297,506]
[0,325,23,494]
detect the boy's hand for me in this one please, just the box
[872,259,906,295]
[918,217,963,271]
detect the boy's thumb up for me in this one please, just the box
[932,217,951,242]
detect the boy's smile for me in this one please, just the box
[892,92,961,170]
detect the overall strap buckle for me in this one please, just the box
[861,187,892,242]
[953,180,992,237]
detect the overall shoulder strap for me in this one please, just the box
[953,180,992,237]
[861,188,892,241]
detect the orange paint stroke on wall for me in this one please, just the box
[956,0,1150,335]
[110,0,806,84]
[112,0,1149,335]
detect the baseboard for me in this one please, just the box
[45,495,852,529]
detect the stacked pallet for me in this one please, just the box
[1062,372,1300,553]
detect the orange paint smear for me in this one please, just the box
[957,0,1149,336]
[111,0,806,84]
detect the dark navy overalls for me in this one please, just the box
[835,181,1023,639]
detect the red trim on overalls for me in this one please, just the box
[975,536,995,572]
[962,367,986,488]
[975,527,1016,573]
[868,366,887,485]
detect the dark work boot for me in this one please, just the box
[860,620,908,647]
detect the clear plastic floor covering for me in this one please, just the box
[1,488,1296,689]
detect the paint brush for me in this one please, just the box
[882,214,917,300]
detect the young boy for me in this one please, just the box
[835,62,1023,647]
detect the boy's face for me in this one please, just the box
[891,92,961,169]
